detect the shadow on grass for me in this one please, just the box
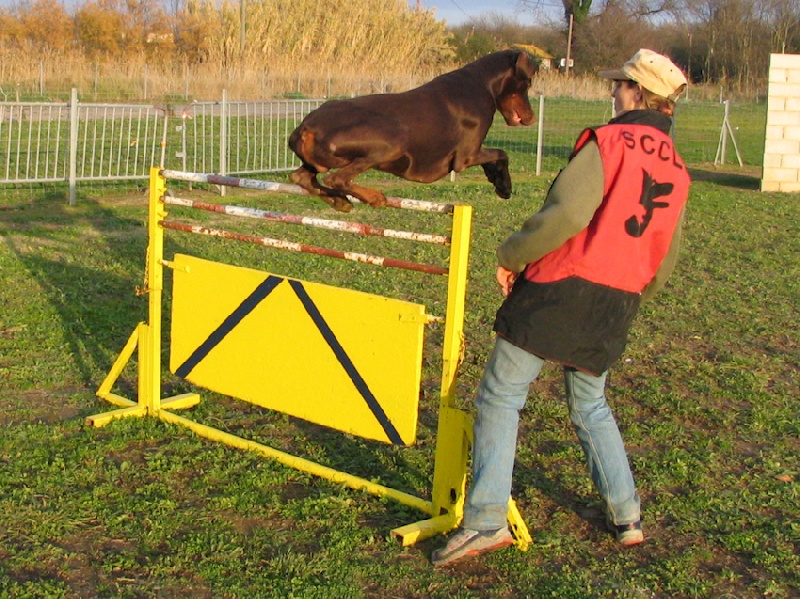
[0,187,195,394]
[688,166,761,190]
[1,197,138,383]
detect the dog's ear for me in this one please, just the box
[515,50,539,79]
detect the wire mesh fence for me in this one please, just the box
[0,91,766,203]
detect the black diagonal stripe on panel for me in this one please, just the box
[175,275,283,378]
[288,280,404,445]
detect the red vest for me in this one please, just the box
[523,123,690,294]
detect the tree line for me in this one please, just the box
[1,0,798,92]
[453,0,799,92]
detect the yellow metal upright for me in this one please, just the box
[391,204,531,549]
[431,204,473,523]
[87,167,200,428]
[142,167,166,414]
[389,204,473,545]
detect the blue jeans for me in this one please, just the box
[463,336,640,531]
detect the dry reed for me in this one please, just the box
[0,0,453,101]
[0,0,736,105]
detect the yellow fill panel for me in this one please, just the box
[169,254,426,445]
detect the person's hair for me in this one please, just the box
[638,84,683,117]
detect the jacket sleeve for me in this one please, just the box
[640,204,686,302]
[496,140,605,273]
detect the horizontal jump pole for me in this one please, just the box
[160,169,455,214]
[163,195,450,246]
[160,220,449,276]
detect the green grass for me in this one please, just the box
[1,165,798,598]
[676,101,767,166]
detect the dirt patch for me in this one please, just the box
[0,386,90,427]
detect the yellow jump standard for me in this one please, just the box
[88,167,531,549]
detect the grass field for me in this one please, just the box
[0,163,798,598]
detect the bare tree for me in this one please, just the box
[574,0,655,72]
[764,0,800,53]
[624,0,680,17]
[672,0,775,89]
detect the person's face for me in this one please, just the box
[612,80,643,116]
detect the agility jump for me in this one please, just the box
[88,167,531,548]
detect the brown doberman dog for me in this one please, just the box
[288,49,538,211]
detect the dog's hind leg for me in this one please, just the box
[290,165,353,212]
[322,156,396,208]
[323,171,387,208]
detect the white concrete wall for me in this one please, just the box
[762,53,800,192]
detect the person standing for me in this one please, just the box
[432,49,690,567]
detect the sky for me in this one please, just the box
[414,0,562,27]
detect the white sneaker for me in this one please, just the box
[607,518,644,546]
[431,527,514,566]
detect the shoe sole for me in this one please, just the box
[606,518,643,546]
[619,533,644,546]
[432,536,514,567]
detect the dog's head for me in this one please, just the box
[496,50,537,127]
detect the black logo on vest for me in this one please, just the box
[625,169,673,237]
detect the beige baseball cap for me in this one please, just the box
[598,49,688,100]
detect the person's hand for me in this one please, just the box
[496,266,518,297]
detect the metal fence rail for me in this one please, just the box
[0,90,321,203]
[76,101,167,182]
[0,100,70,184]
[0,89,765,204]
[176,95,324,177]
[0,90,170,201]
